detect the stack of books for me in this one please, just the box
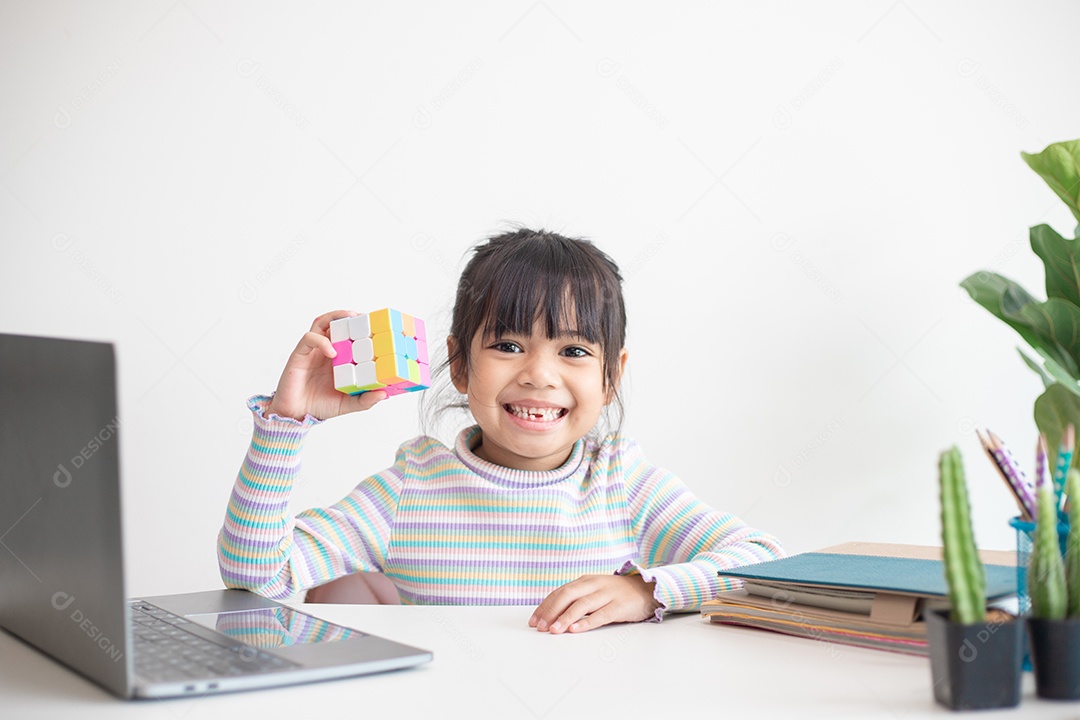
[701,542,1017,656]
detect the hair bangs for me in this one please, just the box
[480,269,607,347]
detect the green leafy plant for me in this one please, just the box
[939,446,986,624]
[962,139,1080,471]
[1030,466,1080,619]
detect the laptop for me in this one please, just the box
[0,332,432,699]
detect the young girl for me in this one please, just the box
[218,228,784,634]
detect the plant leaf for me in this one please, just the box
[1020,348,1055,389]
[1031,223,1080,306]
[962,272,1044,346]
[1034,384,1080,475]
[1032,346,1080,394]
[1022,139,1080,226]
[961,272,1079,374]
[1007,298,1080,376]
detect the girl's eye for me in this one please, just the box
[492,341,522,353]
[562,346,590,358]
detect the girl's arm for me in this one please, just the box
[216,395,403,598]
[618,439,785,619]
[219,309,396,597]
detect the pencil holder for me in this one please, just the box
[1010,513,1070,673]
[1010,513,1070,615]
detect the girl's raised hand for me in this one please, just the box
[528,574,661,634]
[266,310,387,422]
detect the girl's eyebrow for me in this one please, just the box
[490,329,596,343]
[559,330,600,344]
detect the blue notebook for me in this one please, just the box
[718,551,1017,599]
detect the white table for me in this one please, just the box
[0,604,1066,718]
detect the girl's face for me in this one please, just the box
[450,319,627,472]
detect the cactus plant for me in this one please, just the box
[939,446,986,624]
[1067,469,1080,617]
[1029,440,1067,619]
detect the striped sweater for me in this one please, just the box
[218,396,784,619]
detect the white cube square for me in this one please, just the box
[352,337,374,363]
[348,314,371,341]
[329,318,351,343]
[332,363,355,389]
[354,361,379,387]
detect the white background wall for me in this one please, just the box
[2,1,1078,597]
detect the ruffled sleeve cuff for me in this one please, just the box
[247,394,324,432]
[615,560,669,623]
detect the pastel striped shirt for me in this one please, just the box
[218,395,784,619]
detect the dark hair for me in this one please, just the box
[421,227,628,437]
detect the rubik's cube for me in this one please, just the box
[330,308,430,397]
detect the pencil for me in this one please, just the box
[986,430,1037,520]
[1054,424,1074,513]
[977,429,1034,521]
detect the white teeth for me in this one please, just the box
[506,405,564,421]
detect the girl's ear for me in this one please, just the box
[447,335,468,393]
[605,347,629,404]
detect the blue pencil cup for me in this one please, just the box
[1010,513,1071,614]
[1009,513,1070,672]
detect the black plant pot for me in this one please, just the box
[1028,617,1080,700]
[925,609,1023,711]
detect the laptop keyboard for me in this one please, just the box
[130,602,297,683]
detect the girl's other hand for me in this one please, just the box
[528,574,660,634]
[266,310,387,422]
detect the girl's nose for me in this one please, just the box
[518,353,559,388]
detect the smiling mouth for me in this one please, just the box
[504,404,568,422]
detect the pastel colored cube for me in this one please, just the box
[352,337,375,363]
[333,364,361,394]
[331,340,353,366]
[375,354,409,385]
[371,330,397,358]
[403,362,428,392]
[348,314,371,340]
[331,308,432,397]
[353,361,384,391]
[329,318,351,343]
[368,308,393,334]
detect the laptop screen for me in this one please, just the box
[0,333,133,697]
